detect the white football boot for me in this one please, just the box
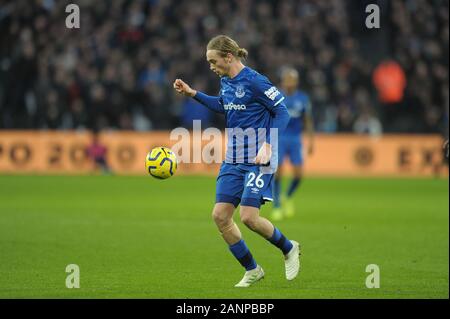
[284,240,301,280]
[234,265,265,288]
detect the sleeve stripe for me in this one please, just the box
[274,96,285,106]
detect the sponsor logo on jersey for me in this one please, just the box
[264,86,281,101]
[224,102,247,110]
[235,85,245,98]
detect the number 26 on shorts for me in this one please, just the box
[246,172,265,188]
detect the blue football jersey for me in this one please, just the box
[282,90,311,136]
[218,66,287,166]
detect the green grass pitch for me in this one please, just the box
[0,175,448,298]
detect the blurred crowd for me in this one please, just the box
[0,0,448,136]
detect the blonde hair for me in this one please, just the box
[207,35,248,60]
[281,67,299,80]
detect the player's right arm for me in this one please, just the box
[173,79,224,114]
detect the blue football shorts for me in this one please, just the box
[215,162,274,209]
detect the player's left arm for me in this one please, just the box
[304,98,315,155]
[251,77,290,165]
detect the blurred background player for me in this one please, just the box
[86,131,112,175]
[271,67,315,221]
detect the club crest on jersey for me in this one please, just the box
[235,85,245,98]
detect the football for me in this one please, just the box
[145,146,178,179]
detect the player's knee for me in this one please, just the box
[293,166,303,179]
[212,209,231,228]
[240,214,258,231]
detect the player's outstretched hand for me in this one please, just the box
[255,142,272,165]
[173,79,196,97]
